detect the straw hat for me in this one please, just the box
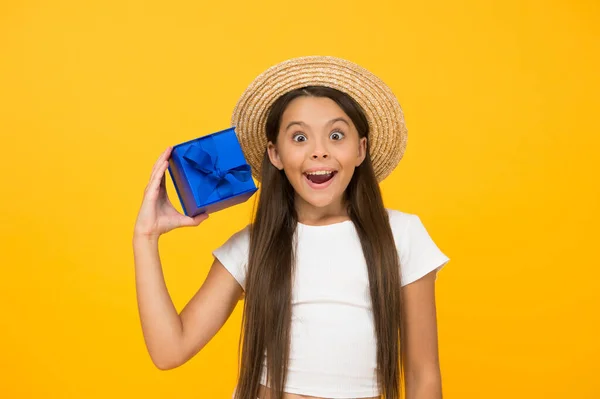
[231,55,408,183]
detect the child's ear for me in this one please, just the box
[356,137,367,166]
[267,141,284,170]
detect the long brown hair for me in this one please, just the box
[234,86,405,399]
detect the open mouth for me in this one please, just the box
[303,170,338,187]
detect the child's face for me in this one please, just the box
[267,96,367,212]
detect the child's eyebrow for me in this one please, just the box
[284,117,350,131]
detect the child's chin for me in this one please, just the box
[297,192,339,208]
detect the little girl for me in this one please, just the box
[133,56,450,399]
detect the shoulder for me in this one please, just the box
[212,223,252,290]
[385,208,439,252]
[385,208,418,237]
[386,207,450,286]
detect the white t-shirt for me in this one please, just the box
[213,208,450,398]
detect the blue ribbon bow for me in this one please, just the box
[182,137,252,204]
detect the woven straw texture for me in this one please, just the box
[231,56,408,183]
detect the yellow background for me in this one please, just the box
[1,0,598,398]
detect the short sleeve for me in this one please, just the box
[391,211,450,287]
[212,224,251,290]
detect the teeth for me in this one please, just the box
[306,170,333,176]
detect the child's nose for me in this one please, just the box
[311,151,329,159]
[311,141,329,159]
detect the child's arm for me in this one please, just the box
[133,146,243,370]
[401,270,443,398]
[133,235,243,370]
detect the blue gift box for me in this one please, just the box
[167,127,258,217]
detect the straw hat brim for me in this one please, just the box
[231,56,408,183]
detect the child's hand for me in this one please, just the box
[134,146,209,239]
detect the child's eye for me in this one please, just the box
[330,130,345,140]
[292,133,307,142]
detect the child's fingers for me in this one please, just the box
[195,212,209,223]
[148,149,166,181]
[148,160,169,194]
[147,147,171,190]
[181,212,209,227]
[160,173,166,190]
[148,147,172,184]
[147,154,165,187]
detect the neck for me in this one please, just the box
[294,193,350,226]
